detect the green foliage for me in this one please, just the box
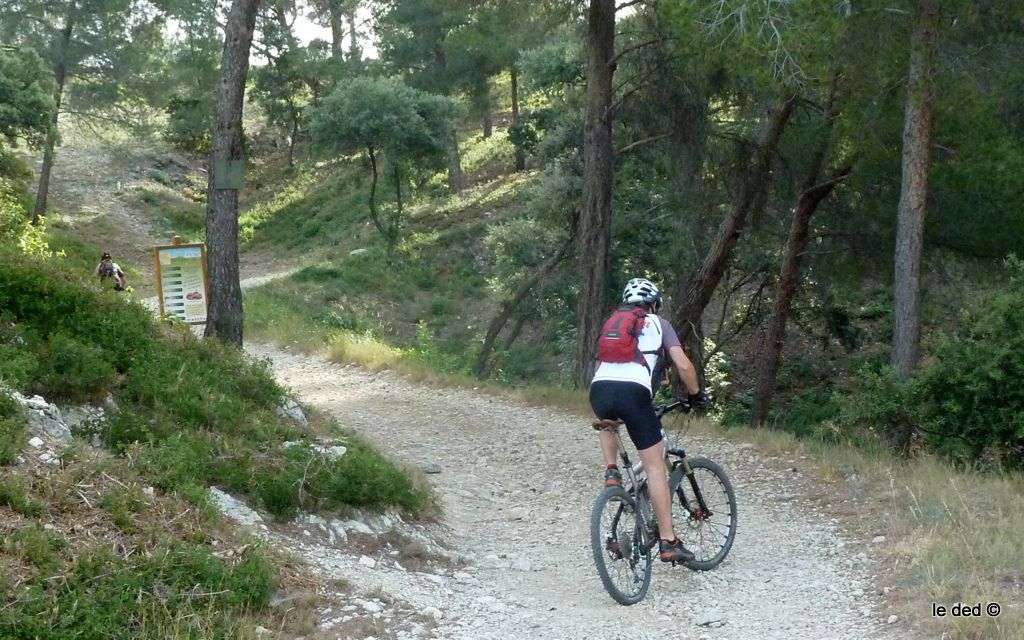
[0,189,56,258]
[1,525,66,576]
[0,476,44,517]
[0,543,274,638]
[838,261,1024,468]
[0,251,430,519]
[0,391,27,465]
[0,48,55,149]
[164,94,212,154]
[311,75,456,166]
[32,331,118,402]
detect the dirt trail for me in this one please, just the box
[248,343,889,640]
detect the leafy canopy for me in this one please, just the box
[0,49,55,149]
[310,75,455,166]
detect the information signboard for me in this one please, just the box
[154,242,209,324]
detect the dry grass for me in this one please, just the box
[0,444,323,640]
[691,421,1024,640]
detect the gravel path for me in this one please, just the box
[246,343,887,640]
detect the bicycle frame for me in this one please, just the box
[611,402,716,549]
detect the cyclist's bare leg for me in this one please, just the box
[638,442,675,540]
[598,429,618,467]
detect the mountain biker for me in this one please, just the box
[94,251,127,291]
[590,277,709,563]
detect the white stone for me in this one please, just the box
[422,606,443,621]
[276,397,308,427]
[28,437,44,448]
[358,555,377,569]
[345,519,374,535]
[360,600,384,613]
[207,487,267,532]
[887,615,898,624]
[872,535,886,543]
[329,521,349,542]
[509,506,529,521]
[695,610,724,626]
[511,557,533,572]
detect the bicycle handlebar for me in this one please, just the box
[654,401,687,419]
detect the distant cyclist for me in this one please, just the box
[590,277,709,563]
[94,251,127,291]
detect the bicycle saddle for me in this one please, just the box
[592,419,623,432]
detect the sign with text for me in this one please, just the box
[154,243,209,324]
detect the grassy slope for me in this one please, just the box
[1,183,433,636]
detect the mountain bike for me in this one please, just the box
[590,401,737,605]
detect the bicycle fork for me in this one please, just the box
[668,454,714,520]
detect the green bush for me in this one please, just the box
[33,331,117,402]
[912,267,1024,468]
[0,476,44,517]
[839,260,1024,468]
[0,543,274,638]
[0,391,26,465]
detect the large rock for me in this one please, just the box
[276,397,308,428]
[13,392,72,443]
[207,487,268,533]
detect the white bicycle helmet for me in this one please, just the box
[622,277,662,305]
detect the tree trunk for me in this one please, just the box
[205,0,260,347]
[346,6,360,66]
[481,85,492,139]
[750,79,843,427]
[274,0,297,50]
[287,103,298,167]
[669,95,799,375]
[366,145,387,241]
[750,165,849,426]
[447,130,463,193]
[328,2,343,59]
[32,10,75,226]
[511,66,525,171]
[475,238,572,377]
[574,0,616,388]
[892,0,939,381]
[392,163,403,239]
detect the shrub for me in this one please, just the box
[32,331,117,402]
[839,260,1024,468]
[0,544,274,638]
[0,391,26,465]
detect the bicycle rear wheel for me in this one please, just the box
[673,457,737,571]
[590,486,653,605]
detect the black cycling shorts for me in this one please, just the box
[589,380,663,450]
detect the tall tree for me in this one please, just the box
[750,79,850,426]
[669,94,798,376]
[309,76,455,254]
[204,0,261,346]
[892,0,940,380]
[574,0,616,387]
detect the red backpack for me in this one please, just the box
[597,305,652,369]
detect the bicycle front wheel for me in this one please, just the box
[590,486,653,605]
[674,457,737,571]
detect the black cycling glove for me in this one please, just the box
[685,390,711,413]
